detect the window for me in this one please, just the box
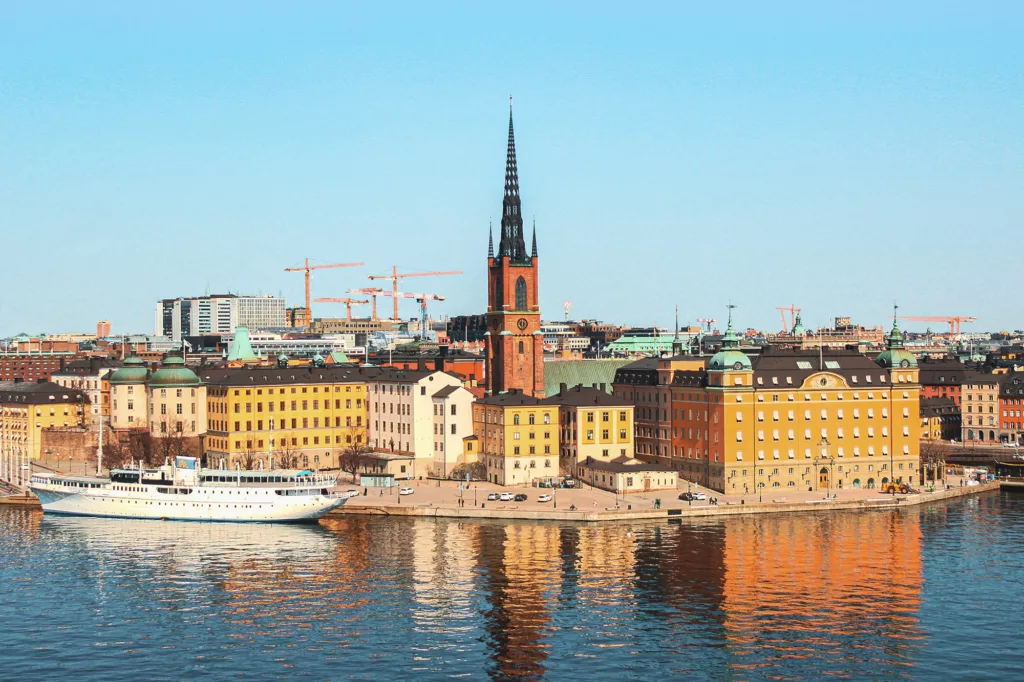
[515,276,528,310]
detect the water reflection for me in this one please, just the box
[0,503,935,681]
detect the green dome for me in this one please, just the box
[708,317,752,371]
[109,356,149,385]
[149,355,202,387]
[876,321,917,369]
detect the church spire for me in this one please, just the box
[487,220,494,258]
[531,218,537,258]
[497,96,528,262]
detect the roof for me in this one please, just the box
[577,456,676,474]
[747,347,888,386]
[543,359,633,396]
[0,381,88,405]
[1001,373,1024,398]
[201,364,367,387]
[612,357,660,386]
[432,385,460,399]
[149,356,202,387]
[476,391,543,407]
[920,397,960,417]
[918,359,970,387]
[542,384,631,407]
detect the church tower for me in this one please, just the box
[484,101,545,397]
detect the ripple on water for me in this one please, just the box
[1,493,1023,680]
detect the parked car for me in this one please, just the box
[399,487,414,496]
[678,492,694,501]
[487,492,500,501]
[514,493,528,502]
[344,489,361,499]
[693,492,707,501]
[499,492,515,501]
[537,494,553,503]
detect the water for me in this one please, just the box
[2,492,1023,681]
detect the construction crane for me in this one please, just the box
[359,290,445,334]
[696,318,718,333]
[776,305,801,334]
[367,266,462,321]
[313,297,370,322]
[347,288,386,321]
[898,315,978,336]
[284,258,364,329]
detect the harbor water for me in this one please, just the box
[1,490,1022,680]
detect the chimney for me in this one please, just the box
[417,358,427,372]
[439,344,449,357]
[599,383,606,392]
[560,383,568,395]
[37,378,47,384]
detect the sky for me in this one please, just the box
[2,2,1022,337]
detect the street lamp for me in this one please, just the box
[816,437,833,500]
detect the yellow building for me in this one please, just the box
[473,389,559,486]
[629,316,922,494]
[543,383,634,472]
[0,380,89,486]
[200,361,368,470]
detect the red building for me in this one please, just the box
[484,104,544,397]
[918,358,969,406]
[1000,373,1024,444]
[0,353,79,382]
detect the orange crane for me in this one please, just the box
[368,266,462,321]
[776,305,801,334]
[313,297,370,322]
[696,318,717,333]
[347,288,386,321]
[898,315,977,336]
[371,291,445,334]
[284,258,364,329]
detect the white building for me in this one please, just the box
[364,368,473,477]
[51,358,122,420]
[155,294,287,341]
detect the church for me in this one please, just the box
[484,103,545,397]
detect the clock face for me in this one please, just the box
[517,318,528,331]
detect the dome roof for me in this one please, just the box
[876,321,917,369]
[109,356,149,385]
[149,355,202,387]
[708,316,752,372]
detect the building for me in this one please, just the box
[364,367,473,477]
[447,314,488,344]
[0,352,79,382]
[999,373,1024,444]
[155,294,287,341]
[96,320,112,338]
[920,397,961,441]
[108,355,207,452]
[612,357,673,464]
[961,372,1001,443]
[200,359,366,470]
[473,390,558,486]
[484,105,545,397]
[0,380,89,486]
[51,357,122,420]
[918,358,970,405]
[543,359,634,398]
[616,315,922,494]
[576,456,677,494]
[542,384,634,474]
[371,343,485,389]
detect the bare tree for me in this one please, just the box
[338,427,373,482]
[449,461,486,481]
[276,439,302,469]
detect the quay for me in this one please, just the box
[3,477,1011,522]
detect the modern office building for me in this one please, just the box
[155,294,286,341]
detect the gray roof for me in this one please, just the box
[0,381,89,404]
[541,384,631,408]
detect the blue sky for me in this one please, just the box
[2,2,1022,336]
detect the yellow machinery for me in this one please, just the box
[881,481,910,494]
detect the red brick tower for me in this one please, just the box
[485,102,545,397]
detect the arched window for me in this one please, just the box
[494,276,502,309]
[515,276,527,310]
[529,413,535,425]
[513,414,520,425]
[519,341,525,354]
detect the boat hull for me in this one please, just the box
[30,486,347,523]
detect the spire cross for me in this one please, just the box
[726,303,737,327]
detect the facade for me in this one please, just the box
[576,456,677,494]
[920,397,961,441]
[961,372,1001,443]
[51,358,122,420]
[0,381,89,485]
[96,320,111,338]
[109,355,207,443]
[0,352,79,383]
[612,358,673,465]
[616,316,922,494]
[447,314,489,344]
[156,294,286,341]
[365,368,473,476]
[543,384,634,474]
[201,361,366,470]
[918,358,970,406]
[373,344,485,389]
[484,106,545,397]
[473,390,559,486]
[999,373,1024,444]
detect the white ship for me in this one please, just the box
[29,456,349,523]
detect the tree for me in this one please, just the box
[338,427,373,482]
[238,447,260,471]
[276,439,302,469]
[449,461,486,481]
